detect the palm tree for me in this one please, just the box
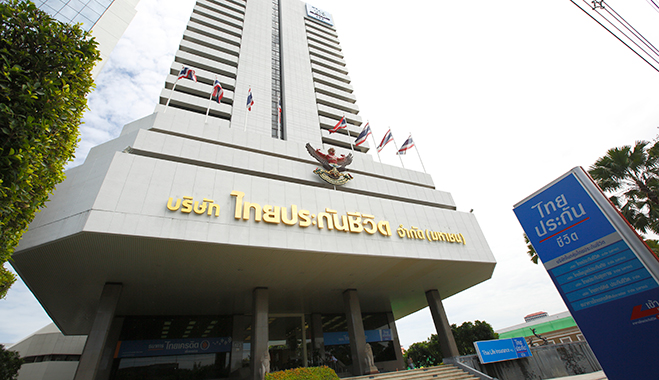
[523,233,539,264]
[588,140,659,235]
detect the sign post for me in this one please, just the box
[513,167,659,380]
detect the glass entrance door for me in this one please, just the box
[267,315,309,372]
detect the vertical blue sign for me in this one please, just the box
[514,167,659,380]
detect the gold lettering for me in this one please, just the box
[193,199,209,215]
[263,205,281,224]
[333,214,349,232]
[378,221,391,236]
[281,205,298,226]
[181,196,193,213]
[208,202,220,217]
[167,197,181,211]
[317,212,333,230]
[298,209,311,227]
[347,212,363,233]
[363,216,376,234]
[243,202,262,221]
[230,191,245,219]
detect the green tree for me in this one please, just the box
[451,320,498,356]
[404,334,443,368]
[588,140,659,235]
[523,233,539,264]
[0,344,23,380]
[404,320,499,367]
[0,0,100,297]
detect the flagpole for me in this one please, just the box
[205,76,216,123]
[413,134,427,173]
[391,128,405,168]
[369,121,382,163]
[347,123,354,152]
[244,86,250,132]
[164,80,178,113]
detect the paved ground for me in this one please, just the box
[546,371,607,380]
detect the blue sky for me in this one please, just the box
[2,0,659,347]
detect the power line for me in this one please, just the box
[569,0,659,73]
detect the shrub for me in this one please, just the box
[265,366,339,380]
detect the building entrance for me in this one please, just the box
[267,315,311,372]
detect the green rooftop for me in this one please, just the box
[498,316,577,339]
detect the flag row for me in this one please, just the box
[175,66,257,110]
[175,67,417,159]
[330,116,415,156]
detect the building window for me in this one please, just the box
[22,354,81,364]
[560,337,572,343]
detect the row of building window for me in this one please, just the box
[23,354,81,363]
[34,0,114,31]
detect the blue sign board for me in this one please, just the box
[323,329,393,346]
[116,337,232,358]
[474,338,531,364]
[514,167,659,380]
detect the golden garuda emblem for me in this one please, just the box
[305,143,353,185]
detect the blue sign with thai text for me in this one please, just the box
[474,338,531,364]
[323,329,393,346]
[116,337,232,358]
[514,168,659,380]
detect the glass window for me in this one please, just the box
[72,13,93,30]
[52,11,73,24]
[42,0,66,13]
[68,0,86,12]
[79,6,101,24]
[57,5,78,21]
[86,0,110,14]
[115,353,230,379]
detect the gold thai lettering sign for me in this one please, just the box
[165,191,466,245]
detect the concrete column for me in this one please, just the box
[343,289,367,376]
[386,312,405,370]
[74,283,122,380]
[95,317,124,380]
[425,289,459,358]
[231,315,250,374]
[311,313,324,365]
[251,288,269,380]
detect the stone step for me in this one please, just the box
[346,365,479,380]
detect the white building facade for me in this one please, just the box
[12,1,496,379]
[32,0,141,76]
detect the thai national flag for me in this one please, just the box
[377,129,393,153]
[329,116,347,133]
[354,122,372,146]
[178,66,197,82]
[246,88,254,111]
[396,135,415,155]
[278,97,282,124]
[211,79,224,103]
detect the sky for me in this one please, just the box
[2,0,659,348]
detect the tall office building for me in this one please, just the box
[12,1,496,379]
[31,0,141,76]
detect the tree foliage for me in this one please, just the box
[588,140,659,235]
[404,320,498,367]
[523,233,538,264]
[451,320,498,356]
[0,0,99,295]
[0,344,23,380]
[404,334,443,368]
